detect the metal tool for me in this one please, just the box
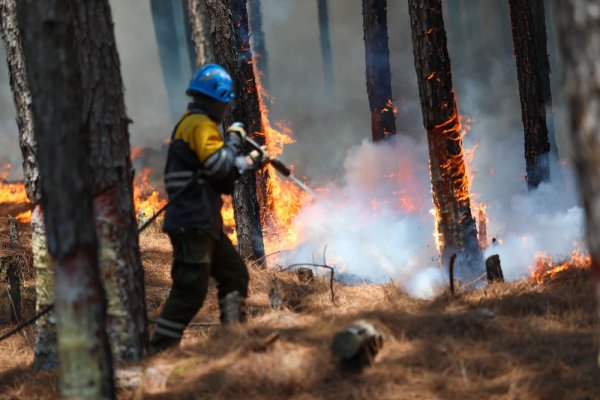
[244,136,316,196]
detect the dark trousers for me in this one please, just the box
[154,230,249,341]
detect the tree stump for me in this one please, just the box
[331,320,383,371]
[486,254,504,283]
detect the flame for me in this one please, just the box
[530,248,591,283]
[221,196,237,243]
[252,65,309,254]
[0,164,28,205]
[130,146,144,161]
[133,167,167,220]
[16,210,31,223]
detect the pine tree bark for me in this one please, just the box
[408,0,483,281]
[204,0,266,262]
[248,0,269,88]
[0,0,56,371]
[17,1,115,398]
[188,0,214,67]
[552,0,600,366]
[509,0,554,189]
[317,0,333,92]
[71,0,148,361]
[362,0,397,142]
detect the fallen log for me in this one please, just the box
[331,320,383,371]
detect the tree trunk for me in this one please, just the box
[408,0,483,282]
[71,0,149,361]
[317,0,333,93]
[0,0,56,371]
[508,0,553,189]
[204,0,266,263]
[362,0,397,142]
[187,0,214,67]
[552,0,600,366]
[17,0,115,398]
[248,0,269,88]
[150,0,194,120]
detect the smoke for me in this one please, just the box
[278,135,444,299]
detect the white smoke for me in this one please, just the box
[278,122,584,299]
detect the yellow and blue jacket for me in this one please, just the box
[163,104,246,238]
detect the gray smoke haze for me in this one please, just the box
[0,1,584,297]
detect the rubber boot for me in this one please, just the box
[219,291,246,325]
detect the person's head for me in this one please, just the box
[186,64,235,123]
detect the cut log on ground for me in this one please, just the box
[331,320,383,371]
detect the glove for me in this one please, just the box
[247,145,270,168]
[226,122,247,144]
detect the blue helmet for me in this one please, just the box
[186,64,235,103]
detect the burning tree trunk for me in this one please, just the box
[0,0,56,371]
[17,0,115,397]
[362,0,397,142]
[317,0,333,92]
[71,0,149,361]
[204,0,266,262]
[508,0,554,189]
[408,0,483,281]
[150,0,194,120]
[187,0,214,67]
[552,0,600,366]
[248,0,269,88]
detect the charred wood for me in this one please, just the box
[362,0,397,142]
[485,254,504,283]
[408,0,484,282]
[509,0,554,189]
[317,0,333,92]
[204,0,266,263]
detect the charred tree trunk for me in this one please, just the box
[317,0,333,93]
[362,0,397,142]
[0,0,55,371]
[248,0,269,88]
[150,0,194,120]
[408,0,483,281]
[17,0,115,397]
[71,0,149,361]
[509,0,553,189]
[187,0,214,67]
[552,0,600,366]
[205,0,265,262]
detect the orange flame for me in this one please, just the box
[133,167,167,220]
[0,164,28,205]
[530,248,591,283]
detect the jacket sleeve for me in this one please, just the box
[187,122,251,180]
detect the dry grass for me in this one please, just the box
[0,204,599,399]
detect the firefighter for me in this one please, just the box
[150,64,268,352]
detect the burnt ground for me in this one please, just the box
[0,202,599,400]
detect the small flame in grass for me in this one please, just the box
[133,168,167,220]
[530,248,591,283]
[16,210,31,223]
[0,164,28,205]
[130,147,144,161]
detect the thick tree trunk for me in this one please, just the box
[150,0,194,120]
[408,0,483,282]
[362,0,397,142]
[71,0,149,361]
[204,0,266,262]
[248,0,269,88]
[187,0,214,67]
[0,0,55,371]
[509,0,553,189]
[552,0,600,366]
[17,1,115,398]
[317,0,333,93]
